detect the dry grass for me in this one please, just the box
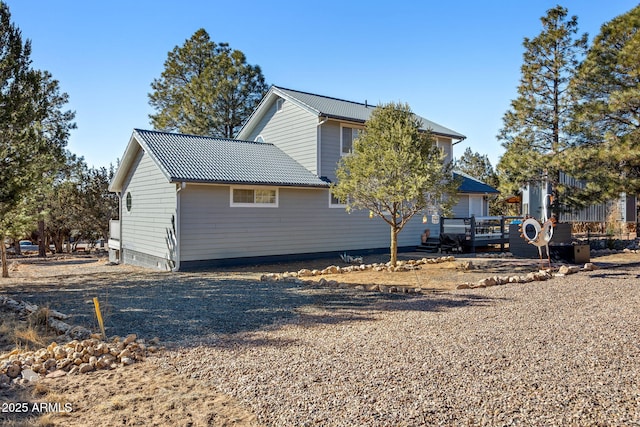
[0,307,58,353]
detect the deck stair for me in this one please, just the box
[415,238,439,253]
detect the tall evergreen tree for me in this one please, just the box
[331,102,459,266]
[456,148,506,215]
[497,6,587,217]
[149,29,268,138]
[455,147,498,187]
[566,5,640,205]
[0,2,75,277]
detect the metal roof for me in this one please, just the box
[131,129,330,188]
[274,86,466,139]
[454,171,499,194]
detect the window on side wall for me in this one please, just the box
[329,190,347,208]
[231,187,278,207]
[340,125,361,155]
[125,191,132,213]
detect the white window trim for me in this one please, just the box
[339,124,362,156]
[124,191,132,214]
[230,186,279,208]
[329,190,347,208]
[276,98,284,112]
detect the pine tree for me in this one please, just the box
[149,29,268,138]
[455,147,498,187]
[497,6,587,217]
[331,102,459,266]
[0,3,75,277]
[566,5,640,205]
[455,148,506,215]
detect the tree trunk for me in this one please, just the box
[54,235,63,254]
[1,236,8,278]
[38,219,46,258]
[390,226,398,267]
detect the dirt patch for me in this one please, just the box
[1,357,260,427]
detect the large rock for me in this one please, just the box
[78,363,94,374]
[20,368,39,382]
[297,269,313,277]
[558,265,580,275]
[478,277,497,287]
[324,265,340,274]
[6,363,21,379]
[123,334,137,345]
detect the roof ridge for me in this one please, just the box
[273,85,375,109]
[454,169,483,182]
[134,128,274,146]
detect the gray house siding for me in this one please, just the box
[121,149,177,270]
[319,121,342,182]
[452,195,471,218]
[245,97,318,174]
[436,137,453,164]
[178,183,427,265]
[320,124,453,183]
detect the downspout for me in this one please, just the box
[173,182,186,271]
[317,116,328,176]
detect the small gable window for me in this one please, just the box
[341,126,361,155]
[276,98,284,112]
[125,192,132,213]
[231,187,278,207]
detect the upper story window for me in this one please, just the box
[341,125,361,155]
[231,186,278,207]
[329,190,347,208]
[276,98,284,112]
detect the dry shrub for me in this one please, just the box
[13,326,49,350]
[0,306,57,353]
[28,307,51,328]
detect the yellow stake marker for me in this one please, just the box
[93,297,106,340]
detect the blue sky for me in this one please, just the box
[5,1,638,169]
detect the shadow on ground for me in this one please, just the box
[3,271,500,345]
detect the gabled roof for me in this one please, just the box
[454,171,500,194]
[109,129,330,192]
[237,86,466,141]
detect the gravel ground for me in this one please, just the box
[3,255,640,425]
[1,260,406,343]
[157,265,640,426]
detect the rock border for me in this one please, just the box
[259,255,602,294]
[456,262,598,289]
[0,296,159,387]
[260,256,456,295]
